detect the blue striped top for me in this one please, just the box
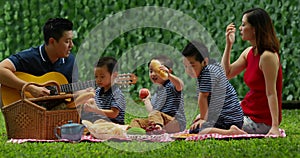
[81,85,126,124]
[151,80,186,131]
[197,63,243,125]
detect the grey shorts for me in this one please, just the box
[242,116,271,134]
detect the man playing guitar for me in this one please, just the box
[0,18,78,107]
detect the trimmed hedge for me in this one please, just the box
[0,0,299,101]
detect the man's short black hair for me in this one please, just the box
[43,18,73,45]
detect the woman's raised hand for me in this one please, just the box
[225,23,236,45]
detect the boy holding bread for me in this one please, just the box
[129,55,186,133]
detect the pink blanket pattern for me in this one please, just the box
[7,129,286,144]
[185,128,286,141]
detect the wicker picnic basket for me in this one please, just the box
[2,81,80,140]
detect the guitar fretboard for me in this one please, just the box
[55,73,136,93]
[60,80,96,93]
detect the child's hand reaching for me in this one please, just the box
[140,90,152,112]
[159,65,170,78]
[74,91,95,106]
[139,88,150,100]
[189,114,206,132]
[190,118,206,131]
[83,98,101,113]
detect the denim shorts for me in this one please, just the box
[242,116,271,134]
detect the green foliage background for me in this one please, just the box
[0,0,299,101]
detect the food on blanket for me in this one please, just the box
[81,119,126,140]
[93,119,108,124]
[74,92,95,107]
[127,127,146,135]
[173,133,199,137]
[141,121,166,135]
[171,133,199,139]
[82,120,93,126]
[139,88,150,99]
[150,59,168,80]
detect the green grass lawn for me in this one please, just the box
[0,106,299,157]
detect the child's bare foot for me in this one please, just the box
[228,125,247,135]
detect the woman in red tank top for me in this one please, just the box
[221,8,282,137]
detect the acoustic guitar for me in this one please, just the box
[1,71,137,107]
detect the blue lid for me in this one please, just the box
[62,120,81,128]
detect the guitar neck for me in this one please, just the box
[58,73,137,93]
[60,80,96,93]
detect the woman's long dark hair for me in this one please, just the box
[243,8,280,54]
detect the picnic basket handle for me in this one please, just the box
[21,81,61,100]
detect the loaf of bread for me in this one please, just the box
[150,60,168,80]
[82,119,127,140]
